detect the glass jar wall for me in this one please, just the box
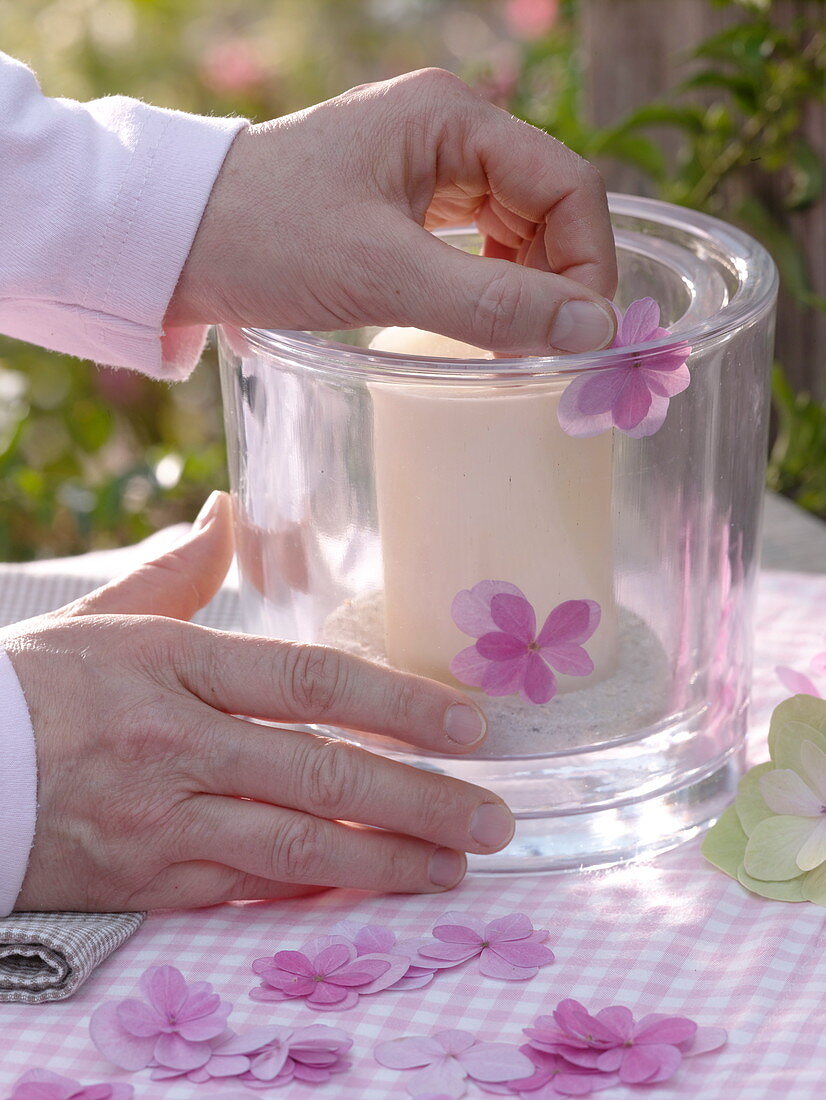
[218,195,778,871]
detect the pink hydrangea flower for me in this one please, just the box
[557,298,691,438]
[8,1070,133,1100]
[479,1046,618,1097]
[250,939,409,1011]
[89,965,231,1073]
[375,1029,534,1098]
[450,581,600,705]
[415,912,554,980]
[148,1023,352,1088]
[524,999,726,1086]
[331,921,438,990]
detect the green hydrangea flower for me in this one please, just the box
[701,694,826,906]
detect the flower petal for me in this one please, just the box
[759,768,822,817]
[557,373,616,438]
[451,580,526,637]
[482,656,529,698]
[522,653,556,705]
[634,1016,696,1045]
[575,368,631,416]
[744,815,821,880]
[621,1044,682,1084]
[621,390,670,438]
[417,941,479,963]
[434,913,488,942]
[313,943,357,975]
[592,1005,633,1042]
[490,593,536,643]
[617,297,660,344]
[801,860,826,905]
[795,814,826,871]
[461,1042,534,1083]
[612,371,652,432]
[270,950,315,977]
[643,361,690,397]
[89,1002,156,1072]
[354,953,411,994]
[449,645,490,688]
[489,940,555,970]
[682,1026,728,1055]
[477,631,529,661]
[484,913,533,941]
[140,965,188,1017]
[777,665,821,697]
[536,600,601,647]
[478,950,538,981]
[734,762,776,836]
[375,1036,445,1069]
[539,643,594,678]
[114,999,163,1039]
[153,1033,212,1071]
[800,739,826,801]
[737,862,807,902]
[408,1059,467,1098]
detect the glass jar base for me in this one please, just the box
[467,749,742,873]
[333,704,746,873]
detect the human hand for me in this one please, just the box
[166,68,617,356]
[4,492,512,912]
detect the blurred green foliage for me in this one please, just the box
[0,0,824,559]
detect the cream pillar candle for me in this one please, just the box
[369,327,618,695]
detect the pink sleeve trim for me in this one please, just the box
[0,650,38,916]
[0,50,247,380]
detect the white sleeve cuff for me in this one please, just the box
[0,650,38,916]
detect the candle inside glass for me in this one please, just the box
[369,326,619,694]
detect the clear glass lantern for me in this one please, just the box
[217,194,778,872]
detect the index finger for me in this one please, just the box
[170,623,488,755]
[473,106,617,299]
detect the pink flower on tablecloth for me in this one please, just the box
[375,1029,534,1098]
[557,297,691,438]
[250,940,409,1011]
[415,912,554,980]
[450,580,600,705]
[89,965,231,1072]
[8,1070,133,1100]
[147,1023,352,1087]
[777,646,826,698]
[479,1045,618,1096]
[331,921,438,990]
[524,999,726,1086]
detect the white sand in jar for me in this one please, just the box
[322,591,669,756]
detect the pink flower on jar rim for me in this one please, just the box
[557,297,691,439]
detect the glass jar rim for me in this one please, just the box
[232,193,778,382]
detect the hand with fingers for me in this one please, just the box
[3,492,514,911]
[166,67,618,356]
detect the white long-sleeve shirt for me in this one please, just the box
[0,49,247,914]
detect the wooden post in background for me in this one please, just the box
[580,0,826,401]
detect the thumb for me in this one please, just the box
[392,222,616,356]
[66,491,234,620]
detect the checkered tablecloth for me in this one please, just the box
[1,539,825,1098]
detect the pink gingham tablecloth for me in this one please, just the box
[1,563,825,1099]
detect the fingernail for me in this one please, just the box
[470,803,514,849]
[444,703,487,746]
[429,847,466,888]
[193,491,223,531]
[551,299,615,353]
